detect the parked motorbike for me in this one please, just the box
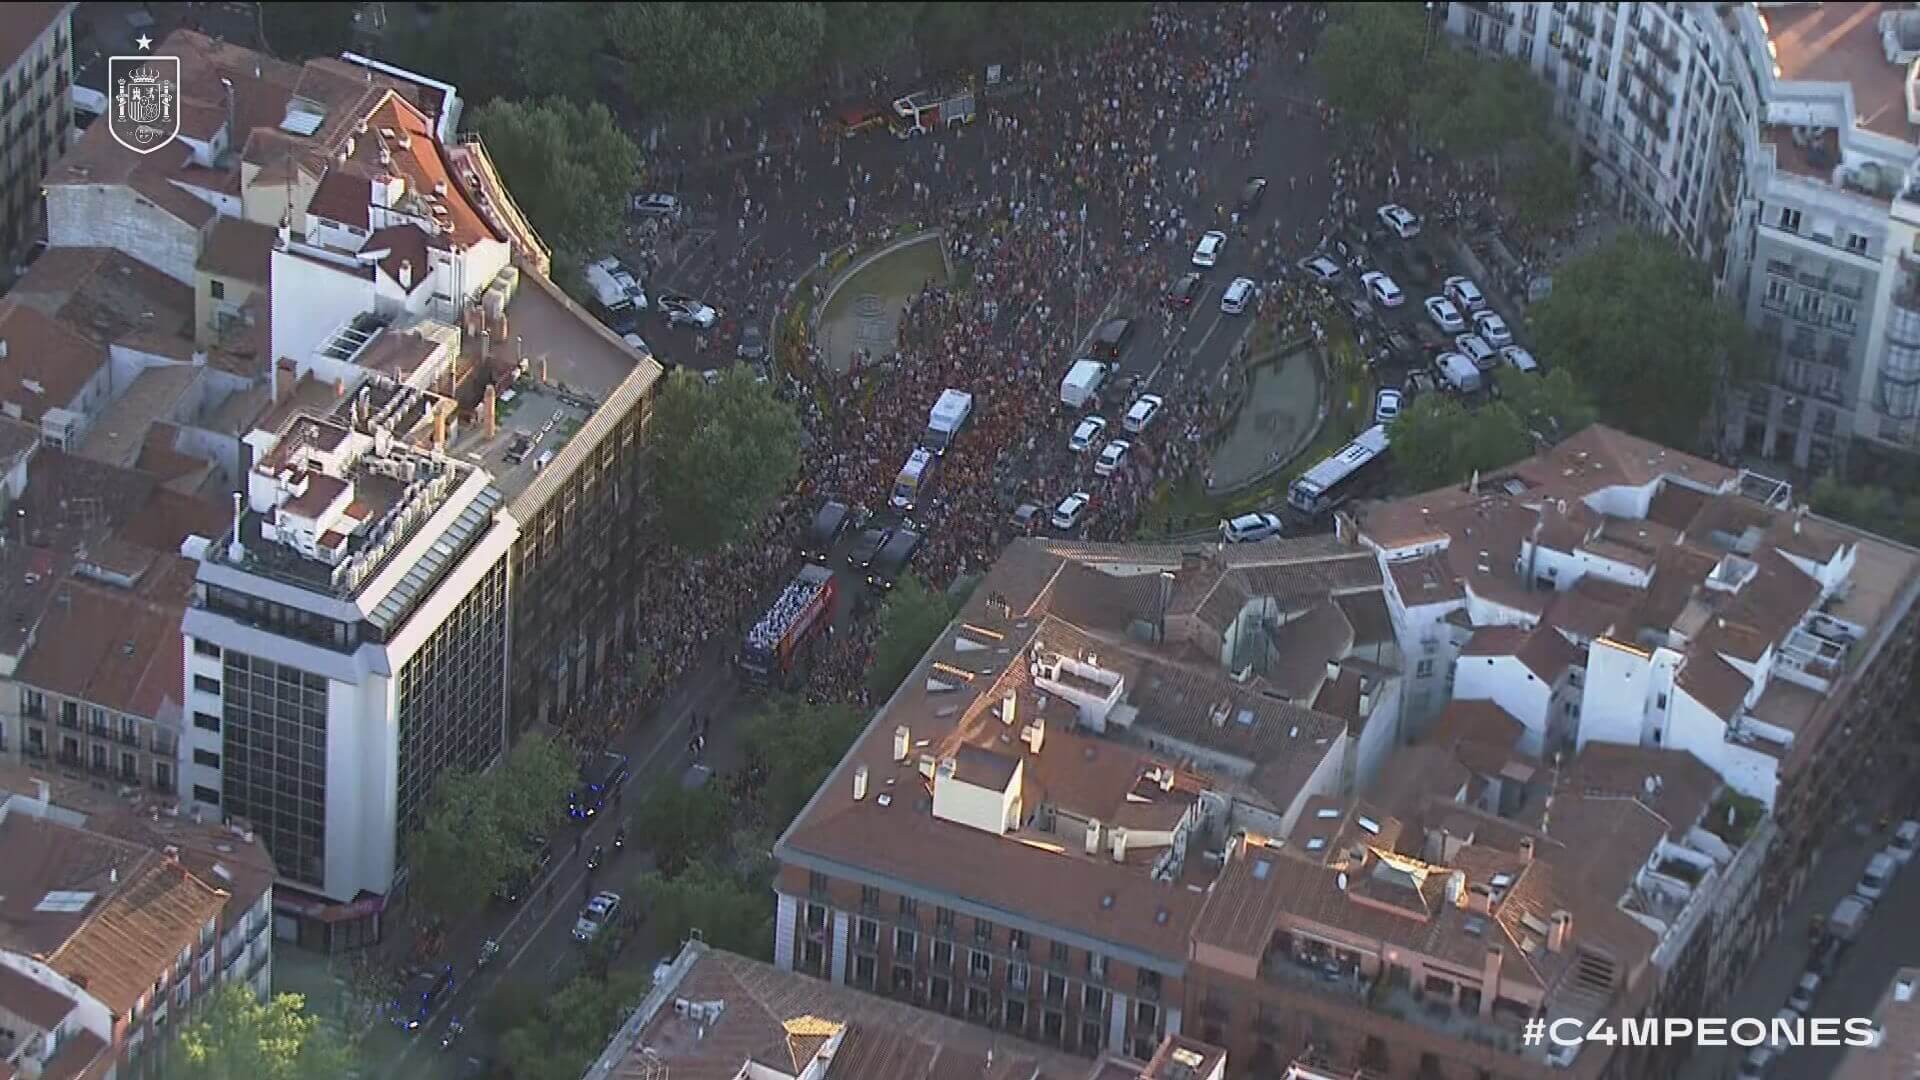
[477,939,499,969]
[586,844,604,872]
[441,1019,465,1052]
[613,827,626,851]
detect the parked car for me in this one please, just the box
[737,323,766,361]
[1454,333,1497,371]
[1444,275,1487,312]
[1785,972,1821,1015]
[1238,177,1269,214]
[573,891,621,942]
[1168,272,1205,308]
[1051,491,1091,530]
[1123,394,1164,434]
[1376,203,1422,239]
[1192,230,1227,268]
[1068,415,1108,453]
[660,294,719,328]
[1091,318,1135,361]
[1008,502,1044,535]
[631,192,684,218]
[1374,387,1404,426]
[1500,345,1539,373]
[1094,439,1132,477]
[1220,511,1284,543]
[1361,271,1405,308]
[389,966,455,1031]
[1857,851,1897,901]
[1423,295,1466,333]
[1472,309,1513,348]
[1298,255,1342,283]
[1890,819,1920,864]
[1221,277,1256,315]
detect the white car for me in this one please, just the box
[1374,387,1404,425]
[1376,203,1422,239]
[1444,275,1487,313]
[1500,345,1539,373]
[1192,230,1227,268]
[622,333,653,355]
[1221,511,1284,543]
[1068,415,1107,453]
[1221,277,1255,314]
[631,192,684,218]
[1051,491,1091,530]
[1472,309,1513,348]
[1890,820,1919,864]
[573,890,621,942]
[1298,255,1342,283]
[660,294,719,329]
[1094,439,1132,478]
[1122,394,1164,434]
[1785,972,1821,1016]
[1360,271,1404,308]
[1423,295,1465,333]
[1454,333,1497,370]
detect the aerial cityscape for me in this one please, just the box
[0,1,1913,1079]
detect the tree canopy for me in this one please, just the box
[1495,368,1596,442]
[1314,5,1428,132]
[260,2,356,62]
[633,781,733,878]
[631,861,775,961]
[867,573,956,698]
[468,97,639,261]
[1508,137,1582,232]
[609,3,827,115]
[1528,233,1756,448]
[1810,477,1920,547]
[741,696,866,830]
[407,735,576,923]
[497,970,650,1080]
[175,985,353,1080]
[1388,393,1533,494]
[649,367,804,555]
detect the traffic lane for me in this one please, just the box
[1780,861,1920,1079]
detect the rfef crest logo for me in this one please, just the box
[108,51,181,155]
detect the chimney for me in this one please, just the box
[1548,909,1572,953]
[1110,826,1129,863]
[1467,883,1493,914]
[1518,836,1535,863]
[164,845,180,862]
[893,725,911,762]
[916,753,936,780]
[1357,686,1373,716]
[225,491,246,563]
[1158,767,1174,792]
[482,383,497,437]
[335,377,346,398]
[1001,690,1017,727]
[1446,869,1465,906]
[398,260,414,291]
[852,764,869,801]
[1325,659,1340,683]
[1085,819,1102,856]
[1481,946,1504,1016]
[0,339,9,359]
[432,407,447,450]
[1022,718,1046,755]
[1793,504,1805,535]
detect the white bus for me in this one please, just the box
[891,447,938,511]
[1287,424,1391,515]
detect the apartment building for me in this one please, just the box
[1349,423,1920,1024]
[0,772,275,1079]
[0,4,72,260]
[772,537,1407,1061]
[1835,968,1920,1080]
[1449,2,1920,475]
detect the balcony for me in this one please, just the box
[1568,12,1596,35]
[151,735,178,757]
[57,714,78,731]
[1260,949,1538,1060]
[1639,27,1681,70]
[1637,63,1674,108]
[117,729,140,747]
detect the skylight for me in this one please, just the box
[35,891,95,913]
[1356,815,1381,835]
[1252,858,1273,880]
[1306,837,1327,851]
[1315,807,1341,819]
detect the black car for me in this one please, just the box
[1237,177,1268,214]
[1167,273,1204,309]
[389,966,455,1031]
[805,500,852,561]
[867,527,923,590]
[848,527,891,570]
[737,323,766,362]
[1090,318,1135,361]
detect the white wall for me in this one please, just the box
[1349,678,1403,793]
[269,247,380,375]
[47,186,204,285]
[1454,655,1553,757]
[1578,640,1654,750]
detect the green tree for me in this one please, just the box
[821,2,924,86]
[1529,233,1756,447]
[175,984,353,1080]
[1495,368,1596,442]
[649,367,804,554]
[1508,137,1581,232]
[1810,476,1920,545]
[498,971,649,1080]
[1314,5,1427,132]
[633,782,733,877]
[1388,395,1532,494]
[510,3,608,104]
[1010,2,1148,53]
[469,97,640,261]
[912,2,999,70]
[632,862,775,960]
[492,733,577,838]
[1415,55,1546,168]
[868,573,956,697]
[610,3,826,115]
[742,696,866,829]
[408,769,510,924]
[260,2,356,61]
[381,4,523,105]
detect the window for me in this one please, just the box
[1136,1000,1159,1028]
[1656,693,1668,709]
[1083,984,1106,1012]
[932,940,953,968]
[1776,206,1802,232]
[1008,928,1028,953]
[973,917,994,943]
[193,711,220,732]
[1080,1018,1104,1052]
[894,927,916,958]
[893,965,914,993]
[804,903,826,931]
[852,953,875,989]
[209,279,225,300]
[1846,232,1870,256]
[1005,999,1027,1031]
[1044,972,1067,1003]
[193,675,219,694]
[1087,951,1106,980]
[1416,659,1435,678]
[192,785,220,805]
[1765,277,1791,306]
[859,884,880,910]
[193,639,220,658]
[808,870,829,896]
[193,749,220,769]
[897,895,918,919]
[969,949,992,979]
[1832,301,1856,329]
[1050,941,1070,965]
[935,906,955,932]
[1137,968,1162,996]
[855,918,878,947]
[928,976,949,1010]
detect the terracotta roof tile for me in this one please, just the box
[0,963,75,1028]
[1675,650,1750,721]
[0,301,108,423]
[196,217,276,284]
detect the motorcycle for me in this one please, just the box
[440,1018,465,1052]
[477,939,499,969]
[586,844,603,872]
[613,827,626,851]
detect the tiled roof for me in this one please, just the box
[47,847,228,1016]
[0,301,108,423]
[1675,650,1750,721]
[0,963,75,1028]
[14,580,186,721]
[1515,627,1583,683]
[196,216,276,284]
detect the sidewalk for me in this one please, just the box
[1678,827,1889,1080]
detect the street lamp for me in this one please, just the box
[1424,2,1438,61]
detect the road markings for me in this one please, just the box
[1193,307,1228,354]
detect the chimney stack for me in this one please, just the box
[1518,836,1535,863]
[893,725,911,762]
[1357,686,1373,716]
[398,260,414,291]
[1446,869,1465,906]
[483,383,498,437]
[1325,659,1341,683]
[1481,946,1504,1016]
[1110,827,1129,863]
[1467,883,1493,914]
[1085,820,1102,856]
[1548,909,1572,953]
[432,407,447,450]
[853,764,869,801]
[1001,690,1017,727]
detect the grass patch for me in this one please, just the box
[1704,790,1765,847]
